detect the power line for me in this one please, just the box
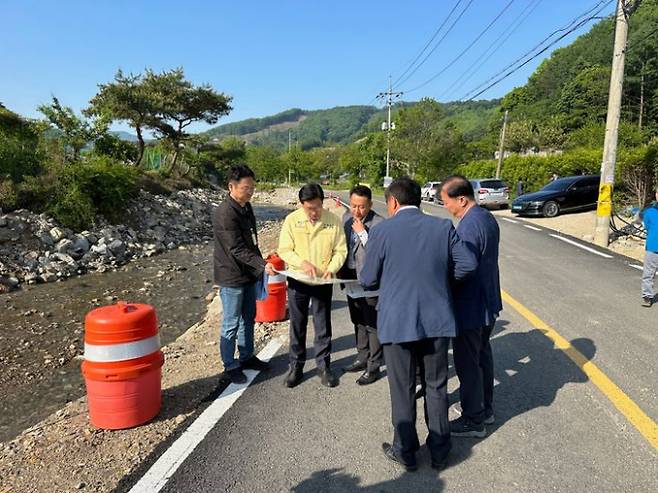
[393,0,475,91]
[459,0,615,101]
[440,0,543,100]
[391,0,465,89]
[463,1,615,101]
[402,0,518,95]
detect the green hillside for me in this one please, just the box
[203,100,501,150]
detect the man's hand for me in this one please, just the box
[352,217,365,233]
[321,271,333,280]
[301,261,319,278]
[264,263,276,276]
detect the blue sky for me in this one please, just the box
[1,0,616,133]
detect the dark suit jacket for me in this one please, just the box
[360,207,478,344]
[338,209,384,279]
[212,197,265,287]
[453,205,503,332]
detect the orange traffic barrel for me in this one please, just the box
[81,301,164,430]
[256,254,287,322]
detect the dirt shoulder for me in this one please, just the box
[492,209,647,263]
[0,192,342,493]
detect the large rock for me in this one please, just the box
[49,227,66,242]
[55,239,74,254]
[39,233,54,247]
[70,236,91,260]
[50,252,77,266]
[91,244,108,256]
[108,240,126,258]
[0,216,8,228]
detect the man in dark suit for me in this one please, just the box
[338,185,385,385]
[360,177,477,471]
[440,175,503,438]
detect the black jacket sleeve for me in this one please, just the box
[214,208,266,277]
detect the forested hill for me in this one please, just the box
[202,99,501,150]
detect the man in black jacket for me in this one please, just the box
[213,165,275,384]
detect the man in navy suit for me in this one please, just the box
[440,175,502,438]
[360,177,477,471]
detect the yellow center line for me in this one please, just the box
[502,290,658,453]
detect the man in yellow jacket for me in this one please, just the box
[278,183,347,388]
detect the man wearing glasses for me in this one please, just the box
[278,183,347,388]
[212,165,275,384]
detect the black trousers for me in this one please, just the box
[453,323,495,422]
[347,295,382,372]
[481,324,494,415]
[383,337,451,466]
[287,278,333,370]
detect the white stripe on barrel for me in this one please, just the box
[84,334,161,363]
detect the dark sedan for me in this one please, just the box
[511,175,600,218]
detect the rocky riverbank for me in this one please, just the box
[0,188,227,293]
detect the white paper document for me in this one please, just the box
[275,269,359,286]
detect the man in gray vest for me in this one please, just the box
[339,185,385,385]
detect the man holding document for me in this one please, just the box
[278,183,347,388]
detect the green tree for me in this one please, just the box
[94,133,139,163]
[392,98,464,181]
[0,104,43,182]
[86,70,155,166]
[38,96,108,161]
[246,146,284,182]
[555,65,611,130]
[143,68,232,173]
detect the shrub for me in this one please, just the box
[49,156,140,229]
[49,186,96,231]
[457,148,602,193]
[0,179,17,210]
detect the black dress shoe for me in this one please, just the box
[381,442,417,471]
[356,369,381,385]
[344,360,367,373]
[284,365,303,388]
[431,459,447,471]
[241,356,269,371]
[319,368,338,387]
[226,367,247,384]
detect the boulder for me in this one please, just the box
[55,239,74,254]
[108,239,126,258]
[49,227,66,242]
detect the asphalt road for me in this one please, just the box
[123,197,658,492]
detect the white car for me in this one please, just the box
[470,178,510,209]
[421,181,442,202]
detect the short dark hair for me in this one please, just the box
[442,175,475,200]
[349,185,372,200]
[385,176,421,207]
[227,164,255,184]
[299,183,324,203]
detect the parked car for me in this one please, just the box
[421,181,442,202]
[511,175,600,218]
[470,179,510,209]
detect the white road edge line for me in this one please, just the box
[524,224,541,231]
[549,234,613,259]
[630,264,644,271]
[501,217,519,224]
[128,338,283,493]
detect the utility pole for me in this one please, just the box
[495,110,509,179]
[594,0,640,247]
[377,76,403,187]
